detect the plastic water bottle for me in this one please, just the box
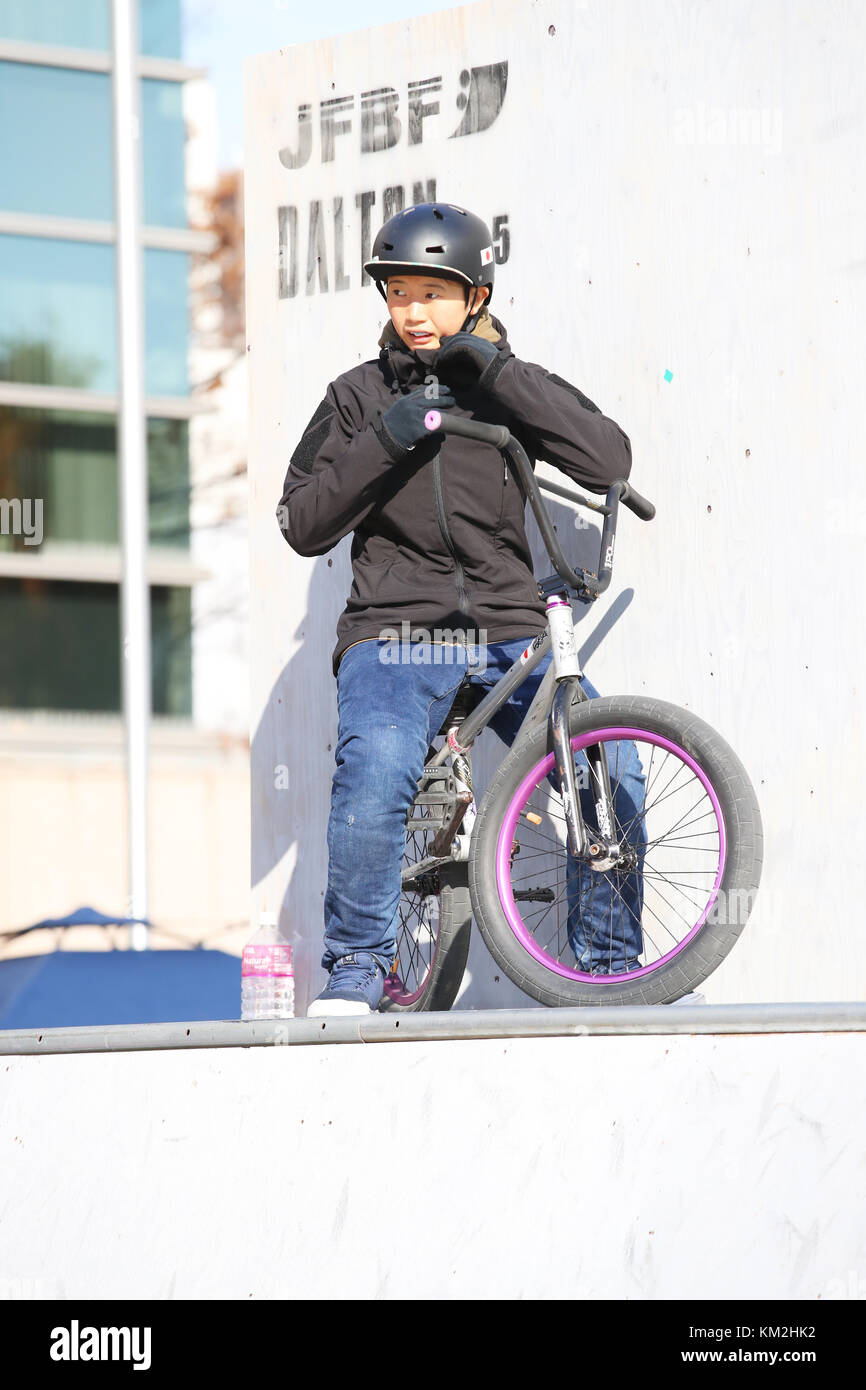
[241,912,294,1020]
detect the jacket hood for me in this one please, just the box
[377,307,510,389]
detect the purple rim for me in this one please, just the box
[495,726,727,982]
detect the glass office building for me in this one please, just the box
[0,0,203,715]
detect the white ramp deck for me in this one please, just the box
[1,1005,864,1300]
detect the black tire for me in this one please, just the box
[469,695,763,1006]
[379,859,472,1013]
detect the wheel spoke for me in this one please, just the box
[498,728,734,981]
[393,823,440,997]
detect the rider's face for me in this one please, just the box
[386,275,488,351]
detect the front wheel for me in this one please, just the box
[469,695,763,1007]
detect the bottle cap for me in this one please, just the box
[259,910,277,928]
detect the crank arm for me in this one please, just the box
[401,855,451,888]
[431,790,473,857]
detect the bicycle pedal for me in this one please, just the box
[411,767,456,808]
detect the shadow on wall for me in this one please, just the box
[251,498,633,1013]
[249,546,348,1007]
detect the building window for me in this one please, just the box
[0,67,185,231]
[0,1,183,60]
[0,577,192,715]
[147,416,190,547]
[143,246,190,395]
[0,0,110,50]
[0,408,190,551]
[140,0,182,60]
[0,235,116,391]
[142,78,186,228]
[0,62,113,221]
[0,236,190,396]
[0,0,193,721]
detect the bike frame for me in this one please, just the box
[408,416,655,877]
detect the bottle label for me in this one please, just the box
[242,944,294,978]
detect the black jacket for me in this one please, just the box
[277,311,632,678]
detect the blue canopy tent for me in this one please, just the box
[0,906,242,1029]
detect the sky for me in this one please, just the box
[183,0,472,170]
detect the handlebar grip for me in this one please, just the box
[424,410,511,449]
[619,482,655,521]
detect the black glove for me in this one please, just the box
[374,384,456,460]
[435,332,510,393]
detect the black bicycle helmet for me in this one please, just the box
[364,202,495,332]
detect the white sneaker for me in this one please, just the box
[307,997,373,1018]
[306,952,385,1017]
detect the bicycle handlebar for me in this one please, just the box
[423,408,655,598]
[423,410,655,521]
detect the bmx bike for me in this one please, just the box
[380,412,763,1012]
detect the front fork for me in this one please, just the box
[548,593,619,866]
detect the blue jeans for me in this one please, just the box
[323,637,646,977]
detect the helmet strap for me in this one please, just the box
[459,287,485,335]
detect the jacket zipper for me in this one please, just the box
[432,451,471,615]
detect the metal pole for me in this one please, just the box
[2,1003,866,1055]
[111,0,150,951]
